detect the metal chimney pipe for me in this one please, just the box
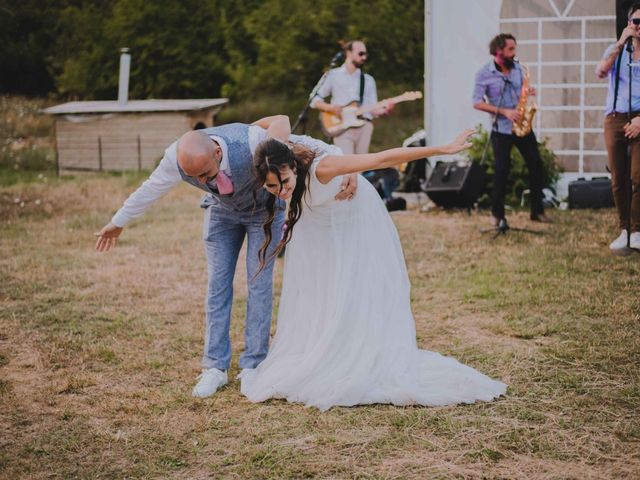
[118,47,131,105]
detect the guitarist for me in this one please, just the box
[311,40,394,154]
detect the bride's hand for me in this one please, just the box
[444,128,476,154]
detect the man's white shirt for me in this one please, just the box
[110,126,342,227]
[311,65,378,120]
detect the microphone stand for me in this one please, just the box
[292,71,329,134]
[479,66,542,239]
[626,37,634,248]
[479,76,509,167]
[292,56,340,134]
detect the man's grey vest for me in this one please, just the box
[177,123,280,212]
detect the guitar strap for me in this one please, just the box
[359,70,365,105]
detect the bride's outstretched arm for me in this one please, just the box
[251,115,291,141]
[315,129,476,184]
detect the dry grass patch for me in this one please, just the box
[1,174,639,479]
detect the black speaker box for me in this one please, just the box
[569,178,614,209]
[424,161,485,208]
[568,177,614,209]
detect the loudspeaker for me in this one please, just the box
[568,177,614,209]
[618,0,634,38]
[424,161,485,208]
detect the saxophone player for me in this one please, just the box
[473,33,551,226]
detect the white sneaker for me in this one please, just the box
[630,231,640,250]
[609,229,632,256]
[192,368,227,398]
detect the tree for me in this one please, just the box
[0,0,59,94]
[0,0,425,101]
[221,0,423,99]
[53,0,229,99]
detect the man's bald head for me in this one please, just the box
[177,130,218,178]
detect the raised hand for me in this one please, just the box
[618,25,637,48]
[444,129,476,154]
[94,222,123,252]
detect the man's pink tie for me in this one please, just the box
[215,170,234,195]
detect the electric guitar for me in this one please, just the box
[319,91,422,137]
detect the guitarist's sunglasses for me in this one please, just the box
[632,18,640,25]
[356,51,368,57]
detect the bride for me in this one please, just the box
[240,115,506,411]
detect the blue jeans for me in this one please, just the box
[202,206,285,370]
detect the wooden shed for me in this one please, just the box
[43,98,228,173]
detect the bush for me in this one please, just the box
[0,143,54,172]
[465,125,563,208]
[0,96,56,186]
[0,96,54,140]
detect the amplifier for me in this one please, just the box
[568,177,614,209]
[424,161,485,208]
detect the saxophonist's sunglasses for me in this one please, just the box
[631,18,640,25]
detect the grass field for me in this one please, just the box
[1,95,639,478]
[1,170,639,479]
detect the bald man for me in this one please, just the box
[95,116,355,398]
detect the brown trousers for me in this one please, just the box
[604,113,640,232]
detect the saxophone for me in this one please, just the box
[512,63,537,137]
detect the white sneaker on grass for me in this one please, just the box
[192,368,227,398]
[609,229,632,256]
[630,231,640,250]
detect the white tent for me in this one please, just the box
[424,0,617,196]
[424,0,502,162]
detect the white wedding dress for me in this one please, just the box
[241,159,507,411]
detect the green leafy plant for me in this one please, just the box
[465,125,563,208]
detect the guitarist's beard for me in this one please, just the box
[352,58,366,69]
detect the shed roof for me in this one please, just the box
[43,98,228,115]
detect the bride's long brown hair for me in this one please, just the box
[253,138,317,271]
